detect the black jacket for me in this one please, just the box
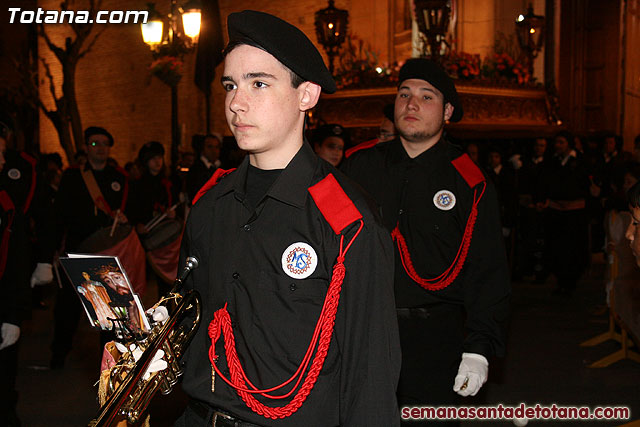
[179,142,401,426]
[341,138,510,358]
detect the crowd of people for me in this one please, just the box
[2,8,640,427]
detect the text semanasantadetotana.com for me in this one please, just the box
[401,403,630,421]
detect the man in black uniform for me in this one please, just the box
[186,133,222,203]
[341,59,510,422]
[0,119,33,426]
[175,10,400,427]
[50,126,130,368]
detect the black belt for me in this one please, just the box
[189,400,262,427]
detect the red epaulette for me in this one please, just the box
[451,153,485,188]
[344,138,379,159]
[308,173,362,234]
[19,152,37,214]
[192,168,236,205]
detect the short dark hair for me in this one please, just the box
[223,39,305,89]
[628,180,640,208]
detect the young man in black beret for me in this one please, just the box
[176,10,400,427]
[342,58,510,425]
[313,124,349,167]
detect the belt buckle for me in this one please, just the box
[212,411,235,427]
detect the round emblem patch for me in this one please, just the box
[111,181,121,192]
[433,190,456,211]
[7,168,21,180]
[281,242,318,279]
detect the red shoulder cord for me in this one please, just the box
[391,181,487,291]
[207,220,364,420]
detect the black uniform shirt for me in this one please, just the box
[180,142,400,426]
[342,138,510,358]
[54,164,128,251]
[127,172,173,226]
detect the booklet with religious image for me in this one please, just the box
[59,254,150,333]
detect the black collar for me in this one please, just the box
[216,142,318,209]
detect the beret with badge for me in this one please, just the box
[398,58,463,122]
[226,10,337,94]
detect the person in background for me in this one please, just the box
[465,142,479,165]
[0,116,33,427]
[186,133,222,203]
[50,126,129,369]
[313,123,349,167]
[344,103,396,158]
[342,58,510,425]
[379,103,397,142]
[539,130,590,296]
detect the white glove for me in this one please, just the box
[146,306,169,324]
[0,323,20,350]
[115,342,168,380]
[453,352,488,396]
[30,263,53,287]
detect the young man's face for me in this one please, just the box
[534,138,547,157]
[202,136,221,163]
[147,155,164,176]
[315,136,344,167]
[554,136,570,156]
[395,79,453,145]
[222,45,305,156]
[85,134,111,165]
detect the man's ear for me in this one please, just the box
[299,81,322,112]
[444,102,454,121]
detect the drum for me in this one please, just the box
[75,224,147,295]
[77,225,134,254]
[140,219,183,252]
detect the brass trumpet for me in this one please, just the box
[88,257,201,427]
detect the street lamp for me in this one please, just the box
[515,4,545,76]
[314,0,349,75]
[413,0,452,60]
[140,1,201,169]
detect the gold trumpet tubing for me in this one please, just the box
[88,291,201,427]
[162,340,182,384]
[125,374,163,424]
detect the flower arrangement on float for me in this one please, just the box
[333,32,535,89]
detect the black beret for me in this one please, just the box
[227,10,337,94]
[84,126,114,146]
[398,58,463,122]
[138,141,165,164]
[314,124,350,145]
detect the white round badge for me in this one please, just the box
[7,168,21,180]
[111,181,121,192]
[281,242,318,279]
[433,190,456,211]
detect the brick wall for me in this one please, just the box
[37,0,390,166]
